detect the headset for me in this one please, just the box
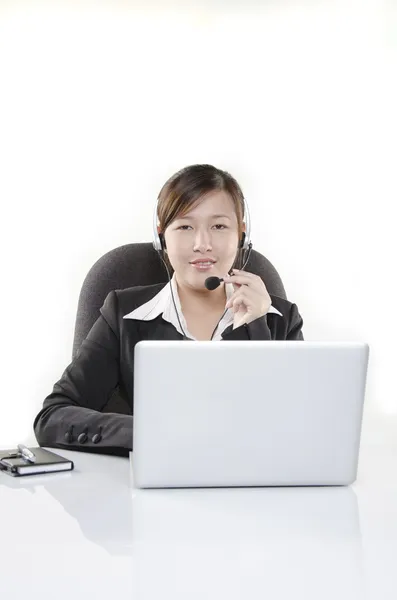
[153,195,252,259]
[152,195,253,340]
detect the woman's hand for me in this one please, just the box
[223,269,272,330]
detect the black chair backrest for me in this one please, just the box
[72,242,288,414]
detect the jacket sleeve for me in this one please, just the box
[33,290,133,457]
[286,303,304,341]
[221,302,304,341]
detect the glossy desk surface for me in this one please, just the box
[1,415,396,600]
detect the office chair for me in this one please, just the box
[72,242,288,415]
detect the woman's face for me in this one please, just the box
[163,190,241,290]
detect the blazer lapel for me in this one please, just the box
[134,316,185,341]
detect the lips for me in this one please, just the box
[189,259,216,264]
[190,260,216,271]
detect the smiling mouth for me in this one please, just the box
[190,261,216,270]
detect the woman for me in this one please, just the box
[33,164,304,456]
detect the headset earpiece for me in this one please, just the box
[159,233,166,251]
[153,194,251,253]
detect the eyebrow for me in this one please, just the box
[177,214,232,220]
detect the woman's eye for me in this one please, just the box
[176,224,227,231]
[213,224,227,230]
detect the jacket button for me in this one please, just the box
[92,427,102,444]
[78,426,88,444]
[64,426,74,443]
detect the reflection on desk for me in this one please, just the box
[0,450,133,557]
[1,412,397,600]
[130,485,364,600]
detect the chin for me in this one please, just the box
[190,272,211,286]
[182,271,212,290]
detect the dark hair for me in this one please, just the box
[157,164,246,271]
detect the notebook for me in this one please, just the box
[0,447,74,477]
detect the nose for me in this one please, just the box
[193,227,213,253]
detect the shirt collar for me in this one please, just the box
[123,273,283,321]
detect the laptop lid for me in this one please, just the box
[132,341,369,488]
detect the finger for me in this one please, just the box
[231,269,260,281]
[231,296,256,317]
[231,296,248,313]
[230,281,243,292]
[225,288,251,309]
[224,271,263,290]
[234,311,249,328]
[233,302,250,328]
[225,286,256,309]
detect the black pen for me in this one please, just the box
[17,444,36,463]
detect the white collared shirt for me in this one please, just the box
[123,273,283,340]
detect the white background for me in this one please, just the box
[0,0,396,445]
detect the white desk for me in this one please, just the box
[1,414,397,600]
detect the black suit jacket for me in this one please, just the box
[33,283,304,457]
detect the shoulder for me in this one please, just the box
[98,283,168,331]
[113,282,167,316]
[268,294,304,340]
[268,294,298,320]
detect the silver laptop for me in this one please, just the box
[131,341,369,488]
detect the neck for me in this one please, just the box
[175,275,226,313]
